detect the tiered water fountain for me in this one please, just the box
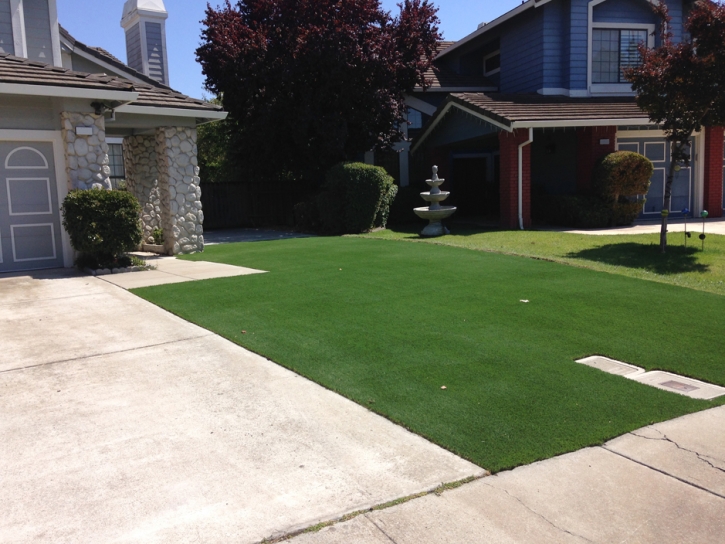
[414,165,457,237]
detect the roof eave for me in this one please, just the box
[0,82,138,102]
[115,104,227,121]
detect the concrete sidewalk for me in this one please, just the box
[289,407,725,543]
[0,270,482,543]
[560,217,725,236]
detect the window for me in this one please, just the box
[484,50,501,76]
[108,144,125,189]
[407,108,423,130]
[592,29,647,84]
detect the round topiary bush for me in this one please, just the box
[61,188,143,267]
[593,151,653,225]
[316,162,398,234]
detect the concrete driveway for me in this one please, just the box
[0,269,482,543]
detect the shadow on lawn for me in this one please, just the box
[566,243,709,275]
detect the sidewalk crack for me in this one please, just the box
[630,430,725,473]
[482,482,595,543]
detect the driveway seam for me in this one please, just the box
[364,513,399,543]
[0,334,214,374]
[0,291,112,308]
[481,481,595,543]
[601,445,725,501]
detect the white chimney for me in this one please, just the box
[121,0,169,86]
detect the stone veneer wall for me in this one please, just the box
[61,112,112,190]
[122,135,164,244]
[156,126,203,254]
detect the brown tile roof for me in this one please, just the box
[0,52,134,91]
[0,53,222,113]
[449,92,649,126]
[421,42,496,91]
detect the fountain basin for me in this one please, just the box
[420,191,450,204]
[414,206,457,221]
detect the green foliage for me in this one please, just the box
[151,227,165,245]
[594,151,653,202]
[315,163,398,234]
[61,188,143,266]
[197,97,238,183]
[590,151,653,226]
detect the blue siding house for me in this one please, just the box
[390,0,724,229]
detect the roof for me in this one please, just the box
[420,41,497,92]
[450,93,648,126]
[411,92,651,152]
[0,52,134,92]
[0,53,222,114]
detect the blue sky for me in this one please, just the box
[57,1,522,99]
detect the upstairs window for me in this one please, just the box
[484,50,501,76]
[407,108,423,130]
[592,28,647,84]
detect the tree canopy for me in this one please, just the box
[625,0,725,252]
[196,0,440,182]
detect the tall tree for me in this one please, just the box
[196,0,440,183]
[625,0,725,252]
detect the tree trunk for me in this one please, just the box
[660,141,687,253]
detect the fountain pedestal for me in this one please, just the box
[413,166,457,237]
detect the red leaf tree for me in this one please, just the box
[625,0,725,252]
[196,0,440,183]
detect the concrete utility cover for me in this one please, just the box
[575,355,645,377]
[630,371,725,400]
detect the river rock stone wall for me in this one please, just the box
[61,112,112,190]
[122,135,164,244]
[155,126,203,254]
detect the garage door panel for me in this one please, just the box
[11,224,56,261]
[7,178,52,215]
[0,141,63,272]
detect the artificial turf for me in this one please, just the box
[133,236,725,472]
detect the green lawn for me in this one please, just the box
[360,226,725,296]
[133,236,725,472]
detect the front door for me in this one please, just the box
[0,142,64,272]
[617,136,696,219]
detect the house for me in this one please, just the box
[0,0,226,273]
[391,0,724,229]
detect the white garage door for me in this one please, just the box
[0,142,64,272]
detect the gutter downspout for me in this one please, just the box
[517,127,534,230]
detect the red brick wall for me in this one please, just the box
[576,126,617,194]
[499,129,532,229]
[703,126,724,218]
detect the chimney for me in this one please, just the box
[121,0,169,86]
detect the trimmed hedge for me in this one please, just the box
[61,188,143,266]
[594,151,652,226]
[314,162,398,234]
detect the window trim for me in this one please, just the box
[483,50,501,77]
[587,0,655,95]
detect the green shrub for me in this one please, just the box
[316,162,398,234]
[61,188,143,267]
[151,227,165,245]
[593,151,652,225]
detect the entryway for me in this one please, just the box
[0,142,64,272]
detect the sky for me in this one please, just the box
[57,0,524,99]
